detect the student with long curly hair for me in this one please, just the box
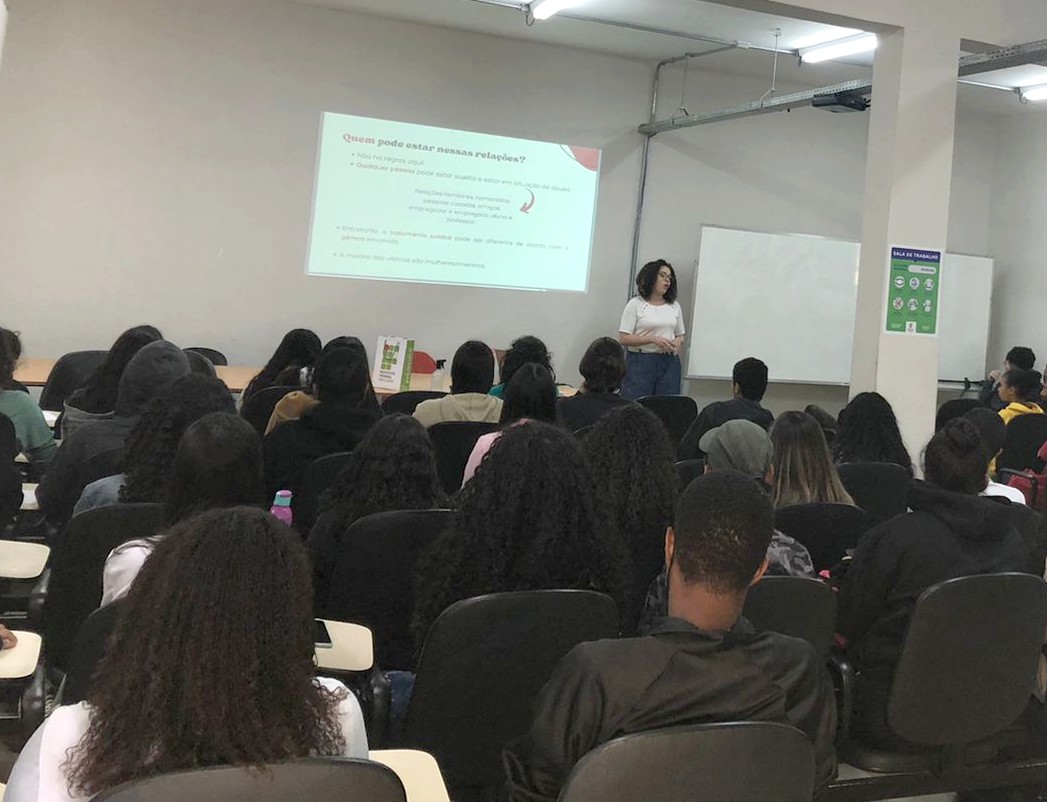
[832,392,913,475]
[241,328,322,402]
[72,374,235,515]
[581,404,676,634]
[770,411,854,508]
[490,335,556,398]
[308,414,448,611]
[413,421,629,649]
[6,507,367,802]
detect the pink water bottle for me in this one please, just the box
[270,490,293,526]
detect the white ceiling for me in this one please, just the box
[288,0,1047,116]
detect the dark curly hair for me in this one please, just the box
[578,337,626,394]
[243,329,321,401]
[0,327,20,387]
[499,335,554,387]
[832,392,913,475]
[65,507,347,797]
[317,414,447,529]
[635,259,678,303]
[120,375,236,504]
[412,421,629,648]
[67,325,162,414]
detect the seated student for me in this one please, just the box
[413,421,629,650]
[308,414,448,612]
[73,374,234,516]
[61,325,162,440]
[831,392,914,475]
[263,346,381,499]
[980,346,1036,413]
[37,341,190,526]
[6,507,367,802]
[0,329,56,465]
[412,341,502,428]
[581,405,676,635]
[838,418,1029,749]
[504,471,837,802]
[242,328,321,403]
[637,419,817,633]
[0,329,25,391]
[556,337,635,432]
[102,412,266,604]
[0,414,22,527]
[490,335,556,398]
[770,411,855,508]
[964,407,1028,503]
[462,363,558,485]
[998,367,1044,425]
[677,357,773,461]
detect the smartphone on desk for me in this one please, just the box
[315,619,333,648]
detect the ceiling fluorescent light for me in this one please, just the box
[1020,84,1047,102]
[530,0,583,21]
[800,33,878,64]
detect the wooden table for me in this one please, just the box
[15,358,259,394]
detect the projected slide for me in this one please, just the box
[306,113,601,292]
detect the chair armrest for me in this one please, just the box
[829,649,855,741]
[26,569,50,631]
[20,662,47,739]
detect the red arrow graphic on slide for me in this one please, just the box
[520,191,536,214]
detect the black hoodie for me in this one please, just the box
[839,480,1030,684]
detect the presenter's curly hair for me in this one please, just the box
[318,414,447,530]
[412,421,629,648]
[65,507,347,797]
[832,392,913,475]
[635,259,677,303]
[120,374,236,504]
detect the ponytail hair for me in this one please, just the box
[923,418,989,496]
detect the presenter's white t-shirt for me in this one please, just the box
[619,297,685,353]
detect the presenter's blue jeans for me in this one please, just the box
[621,351,681,400]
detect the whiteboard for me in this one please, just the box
[687,226,993,386]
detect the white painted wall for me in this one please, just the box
[0,0,1005,418]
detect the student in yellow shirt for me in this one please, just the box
[997,368,1045,425]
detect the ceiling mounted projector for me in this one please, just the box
[812,92,871,113]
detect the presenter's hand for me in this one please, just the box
[650,337,676,354]
[989,369,1002,383]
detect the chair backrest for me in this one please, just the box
[295,451,353,536]
[183,349,216,376]
[743,577,837,659]
[184,346,228,366]
[560,722,815,802]
[44,503,165,672]
[774,503,869,572]
[241,385,299,436]
[412,351,438,374]
[888,573,1047,746]
[428,421,499,493]
[91,758,407,802]
[81,448,126,489]
[935,398,984,432]
[636,395,698,447]
[674,458,706,492]
[837,462,911,527]
[998,414,1047,473]
[405,589,620,790]
[38,350,108,411]
[325,509,453,671]
[381,391,447,416]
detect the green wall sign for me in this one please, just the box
[885,247,941,335]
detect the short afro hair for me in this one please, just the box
[732,357,769,402]
[579,337,627,394]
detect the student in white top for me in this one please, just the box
[618,259,686,399]
[6,506,368,802]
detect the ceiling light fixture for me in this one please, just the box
[529,0,584,21]
[799,33,878,64]
[1020,84,1047,102]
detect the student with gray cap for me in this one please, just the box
[637,419,815,632]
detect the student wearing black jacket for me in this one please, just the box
[677,357,774,461]
[838,418,1030,748]
[979,346,1036,413]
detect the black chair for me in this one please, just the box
[184,346,228,366]
[38,350,107,411]
[381,391,447,416]
[743,576,836,659]
[560,722,815,802]
[637,395,698,448]
[183,349,216,376]
[295,451,353,536]
[80,448,126,491]
[91,758,407,802]
[774,503,869,572]
[325,509,452,671]
[428,421,499,493]
[43,503,164,672]
[935,397,984,431]
[0,413,19,527]
[997,414,1047,474]
[404,590,620,795]
[674,458,705,491]
[241,385,299,436]
[839,574,1047,780]
[837,462,912,527]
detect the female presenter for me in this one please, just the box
[618,259,685,400]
